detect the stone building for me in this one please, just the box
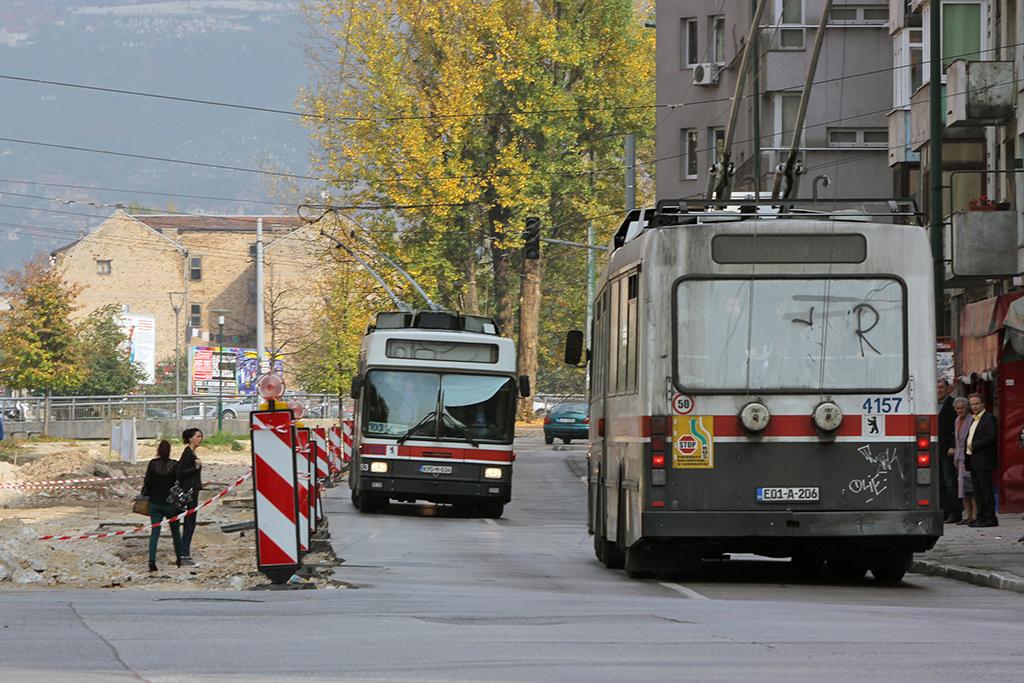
[51,210,333,389]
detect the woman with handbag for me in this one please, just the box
[177,428,204,565]
[141,440,182,572]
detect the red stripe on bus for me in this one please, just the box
[885,414,936,436]
[712,415,862,437]
[399,445,514,462]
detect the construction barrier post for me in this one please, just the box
[294,426,313,549]
[250,409,301,585]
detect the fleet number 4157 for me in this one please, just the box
[862,397,902,414]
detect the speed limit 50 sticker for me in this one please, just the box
[672,393,696,415]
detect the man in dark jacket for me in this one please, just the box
[966,393,998,527]
[936,378,961,523]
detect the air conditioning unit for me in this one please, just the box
[692,63,720,86]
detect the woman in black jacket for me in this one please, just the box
[177,427,204,565]
[141,440,182,571]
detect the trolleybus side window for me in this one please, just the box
[674,277,905,392]
[608,280,620,393]
[608,271,640,395]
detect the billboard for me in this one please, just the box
[118,313,156,384]
[189,346,283,395]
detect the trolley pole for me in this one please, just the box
[929,3,945,335]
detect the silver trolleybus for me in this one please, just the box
[566,199,941,582]
[349,311,527,518]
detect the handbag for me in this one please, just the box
[132,495,150,516]
[167,483,193,512]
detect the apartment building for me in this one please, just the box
[656,0,894,200]
[51,211,331,384]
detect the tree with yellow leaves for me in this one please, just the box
[302,0,653,403]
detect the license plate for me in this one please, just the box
[419,465,452,475]
[557,418,575,423]
[756,487,820,502]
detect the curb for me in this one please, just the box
[911,559,1024,594]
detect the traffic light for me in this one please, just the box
[523,217,541,260]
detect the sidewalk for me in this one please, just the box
[911,513,1024,593]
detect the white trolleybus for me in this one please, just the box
[349,311,529,518]
[565,198,941,582]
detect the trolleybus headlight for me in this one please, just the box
[812,401,844,432]
[484,467,503,479]
[739,402,771,432]
[369,461,389,474]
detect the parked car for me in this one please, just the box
[543,402,589,445]
[217,396,258,420]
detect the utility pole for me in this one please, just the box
[517,218,542,420]
[217,314,225,432]
[929,1,945,334]
[256,217,267,374]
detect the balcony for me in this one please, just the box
[945,209,1018,286]
[946,60,1014,127]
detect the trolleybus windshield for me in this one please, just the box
[363,370,516,443]
[674,277,905,392]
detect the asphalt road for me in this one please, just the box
[1,435,1022,682]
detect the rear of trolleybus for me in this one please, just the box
[348,311,523,518]
[583,210,941,582]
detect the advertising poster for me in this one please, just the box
[937,336,956,385]
[189,346,283,395]
[118,313,156,384]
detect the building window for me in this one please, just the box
[682,128,699,179]
[777,0,805,49]
[709,127,726,165]
[683,18,699,67]
[189,256,202,281]
[828,128,889,148]
[775,93,802,147]
[189,304,202,329]
[909,30,923,92]
[829,6,889,24]
[710,16,726,64]
[96,259,111,275]
[942,2,982,67]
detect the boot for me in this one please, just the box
[148,562,158,572]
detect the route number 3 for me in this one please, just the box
[862,397,903,414]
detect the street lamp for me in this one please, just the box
[168,292,184,417]
[209,308,230,432]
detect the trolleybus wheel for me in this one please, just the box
[870,551,912,584]
[790,554,825,580]
[480,502,504,519]
[827,558,868,582]
[355,491,381,513]
[561,438,572,444]
[544,435,554,445]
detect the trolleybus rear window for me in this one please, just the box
[674,277,905,392]
[385,339,499,363]
[362,370,516,443]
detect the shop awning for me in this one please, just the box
[1004,296,1024,356]
[961,291,1024,375]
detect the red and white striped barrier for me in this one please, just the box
[251,410,300,583]
[294,427,312,550]
[37,471,251,541]
[328,425,342,474]
[342,419,354,464]
[312,426,330,486]
[2,474,142,490]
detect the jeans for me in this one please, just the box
[148,501,182,564]
[180,499,198,557]
[971,468,997,524]
[939,453,962,519]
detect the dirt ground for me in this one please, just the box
[0,439,343,591]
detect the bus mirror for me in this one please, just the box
[351,374,364,400]
[518,375,531,398]
[564,330,584,366]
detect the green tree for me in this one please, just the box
[71,304,147,395]
[0,259,83,395]
[301,0,655,396]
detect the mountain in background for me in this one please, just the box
[0,0,315,271]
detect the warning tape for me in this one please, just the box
[1,475,143,490]
[37,470,253,542]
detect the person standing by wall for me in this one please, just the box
[937,378,961,523]
[965,393,999,528]
[141,440,182,572]
[177,428,204,564]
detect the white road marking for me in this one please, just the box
[659,581,710,600]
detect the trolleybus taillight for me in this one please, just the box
[915,414,932,493]
[650,415,668,488]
